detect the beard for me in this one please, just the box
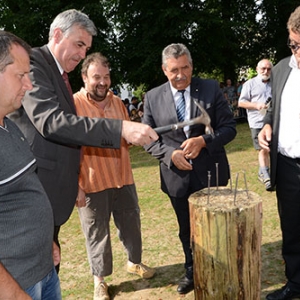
[90,84,109,102]
[258,73,270,81]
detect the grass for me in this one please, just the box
[59,121,284,299]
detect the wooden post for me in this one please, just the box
[189,188,262,300]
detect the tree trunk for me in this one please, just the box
[189,188,262,300]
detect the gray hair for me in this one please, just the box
[162,43,193,67]
[49,9,97,41]
[257,59,273,68]
[0,30,31,73]
[287,6,300,33]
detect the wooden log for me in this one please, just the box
[189,188,262,300]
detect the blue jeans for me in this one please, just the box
[25,266,61,300]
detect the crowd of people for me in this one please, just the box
[122,96,144,122]
[2,4,300,300]
[219,78,247,119]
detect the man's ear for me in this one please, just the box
[162,64,167,76]
[53,28,63,43]
[82,74,87,85]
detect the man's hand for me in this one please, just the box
[171,149,193,170]
[0,263,32,299]
[180,136,206,160]
[256,102,268,111]
[258,124,272,152]
[76,187,87,208]
[52,242,61,267]
[122,120,158,146]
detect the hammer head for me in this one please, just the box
[192,99,214,135]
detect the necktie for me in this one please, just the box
[176,90,186,122]
[62,71,74,101]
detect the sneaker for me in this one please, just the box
[127,263,156,279]
[258,173,271,190]
[94,281,109,300]
[264,178,272,190]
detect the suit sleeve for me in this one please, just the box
[142,91,176,168]
[22,49,122,149]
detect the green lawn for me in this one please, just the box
[60,121,283,299]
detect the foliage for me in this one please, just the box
[247,67,258,79]
[106,0,263,88]
[132,84,146,101]
[258,0,300,63]
[0,0,113,90]
[0,1,299,90]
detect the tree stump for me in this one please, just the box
[189,187,262,300]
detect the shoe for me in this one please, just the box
[264,178,272,190]
[127,263,156,279]
[94,281,109,300]
[266,284,300,300]
[177,276,194,294]
[258,173,272,190]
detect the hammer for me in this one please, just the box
[154,99,214,135]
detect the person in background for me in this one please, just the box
[74,52,156,300]
[238,59,273,190]
[122,98,130,116]
[0,30,61,300]
[258,6,300,300]
[236,79,245,98]
[8,9,158,272]
[223,78,237,104]
[129,96,141,121]
[128,96,139,112]
[142,43,236,295]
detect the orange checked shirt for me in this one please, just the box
[73,88,134,193]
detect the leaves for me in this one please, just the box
[0,0,298,92]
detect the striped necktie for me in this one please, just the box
[176,90,186,122]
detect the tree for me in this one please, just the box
[104,0,263,89]
[0,0,112,90]
[1,0,299,91]
[259,0,300,63]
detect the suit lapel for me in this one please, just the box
[39,46,77,114]
[190,78,201,119]
[273,60,292,136]
[163,83,178,123]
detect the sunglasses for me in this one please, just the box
[287,37,300,52]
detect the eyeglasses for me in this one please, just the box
[287,38,300,52]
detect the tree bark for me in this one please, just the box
[189,188,262,300]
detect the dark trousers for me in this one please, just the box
[168,169,203,272]
[169,194,193,270]
[277,154,300,289]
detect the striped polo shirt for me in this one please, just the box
[73,88,134,193]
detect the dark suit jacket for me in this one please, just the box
[8,45,122,226]
[264,56,292,189]
[143,77,236,198]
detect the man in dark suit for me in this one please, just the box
[258,6,300,300]
[8,9,158,272]
[142,43,236,294]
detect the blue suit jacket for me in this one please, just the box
[143,77,236,197]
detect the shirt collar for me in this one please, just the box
[169,82,191,97]
[289,55,299,69]
[47,45,64,75]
